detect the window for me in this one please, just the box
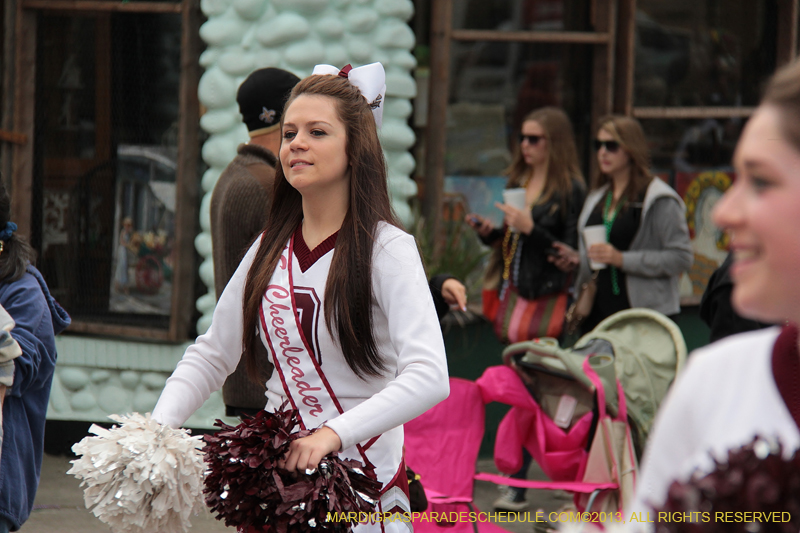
[423,0,798,305]
[635,0,777,108]
[36,13,182,328]
[9,0,203,340]
[421,0,613,232]
[629,0,789,304]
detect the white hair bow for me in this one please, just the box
[312,62,386,129]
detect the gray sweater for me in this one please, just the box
[575,178,693,316]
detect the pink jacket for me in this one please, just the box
[476,365,593,482]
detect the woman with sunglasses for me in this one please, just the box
[555,116,692,334]
[629,58,800,517]
[466,107,585,511]
[466,106,585,330]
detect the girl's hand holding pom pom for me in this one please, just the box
[67,412,205,533]
[279,425,342,473]
[202,404,380,533]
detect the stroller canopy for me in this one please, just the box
[578,308,687,441]
[503,308,687,448]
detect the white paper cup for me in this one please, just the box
[583,225,608,270]
[502,188,527,211]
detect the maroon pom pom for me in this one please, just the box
[202,404,382,532]
[654,438,800,533]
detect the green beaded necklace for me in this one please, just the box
[603,190,626,296]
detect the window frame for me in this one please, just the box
[5,0,202,341]
[423,0,617,244]
[423,0,799,245]
[623,0,799,119]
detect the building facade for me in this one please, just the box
[415,0,798,307]
[0,0,798,427]
[1,0,418,427]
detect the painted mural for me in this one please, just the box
[675,170,733,304]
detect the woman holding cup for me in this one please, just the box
[555,116,692,334]
[466,107,586,342]
[466,107,585,511]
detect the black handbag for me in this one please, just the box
[406,466,428,512]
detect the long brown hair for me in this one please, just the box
[505,107,583,203]
[241,74,400,380]
[592,115,653,201]
[762,59,800,152]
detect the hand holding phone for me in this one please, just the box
[465,213,493,238]
[548,241,579,272]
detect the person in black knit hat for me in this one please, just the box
[211,67,300,418]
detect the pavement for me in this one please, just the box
[24,454,572,533]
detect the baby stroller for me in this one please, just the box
[480,308,687,515]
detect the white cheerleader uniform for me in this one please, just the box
[153,222,450,533]
[629,325,800,517]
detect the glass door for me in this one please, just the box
[35,10,182,328]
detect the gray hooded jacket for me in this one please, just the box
[575,178,693,316]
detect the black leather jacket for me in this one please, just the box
[483,180,585,300]
[429,273,454,321]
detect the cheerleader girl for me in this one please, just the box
[629,58,800,515]
[152,63,449,531]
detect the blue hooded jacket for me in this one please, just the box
[0,266,70,530]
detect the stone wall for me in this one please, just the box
[48,336,234,429]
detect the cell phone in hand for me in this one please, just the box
[468,215,482,225]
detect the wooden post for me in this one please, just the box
[95,15,112,161]
[169,0,202,341]
[422,0,453,253]
[2,0,18,188]
[632,107,756,119]
[11,7,36,239]
[591,0,616,181]
[613,0,636,115]
[451,29,609,44]
[20,0,182,13]
[777,0,799,66]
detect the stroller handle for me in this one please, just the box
[501,337,561,367]
[501,338,620,417]
[501,338,576,382]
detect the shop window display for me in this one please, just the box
[643,118,745,305]
[34,12,183,327]
[109,146,176,316]
[635,0,777,108]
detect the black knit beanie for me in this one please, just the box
[236,68,301,136]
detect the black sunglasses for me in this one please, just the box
[519,134,544,145]
[593,139,621,153]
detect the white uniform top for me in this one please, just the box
[153,222,449,531]
[629,327,799,516]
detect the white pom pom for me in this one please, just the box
[68,412,206,533]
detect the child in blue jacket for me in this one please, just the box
[0,183,70,532]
